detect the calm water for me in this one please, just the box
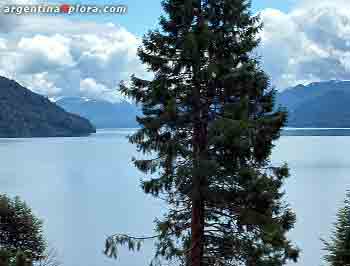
[0,129,349,266]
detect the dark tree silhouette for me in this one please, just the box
[323,191,350,266]
[0,195,45,262]
[105,0,299,265]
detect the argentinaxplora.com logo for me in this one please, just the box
[1,3,128,15]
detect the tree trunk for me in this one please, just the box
[191,88,207,266]
[191,192,203,266]
[191,75,204,265]
[191,3,207,264]
[191,115,205,266]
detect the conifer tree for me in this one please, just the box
[0,195,45,262]
[14,251,31,266]
[0,250,32,266]
[105,0,299,265]
[323,191,350,266]
[0,250,10,266]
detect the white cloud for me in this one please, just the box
[0,11,148,102]
[80,78,121,103]
[0,38,7,49]
[259,0,350,89]
[2,0,349,98]
[17,34,75,72]
[0,0,41,32]
[21,72,62,96]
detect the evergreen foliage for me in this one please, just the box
[0,250,32,266]
[0,195,46,262]
[105,0,299,265]
[0,250,10,266]
[323,191,350,266]
[0,76,95,138]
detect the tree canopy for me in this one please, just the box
[0,195,46,263]
[323,191,350,266]
[105,0,299,265]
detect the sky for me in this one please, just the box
[44,0,295,37]
[0,0,349,101]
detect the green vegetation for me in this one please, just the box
[0,250,32,266]
[0,195,45,263]
[105,0,299,265]
[323,191,350,266]
[0,195,60,266]
[0,76,96,138]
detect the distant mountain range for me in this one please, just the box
[51,80,350,129]
[55,97,140,128]
[276,80,350,128]
[2,73,347,137]
[0,76,95,138]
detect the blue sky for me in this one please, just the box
[1,0,349,99]
[49,0,296,36]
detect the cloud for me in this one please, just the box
[22,72,63,96]
[79,78,123,103]
[0,11,148,102]
[0,0,39,32]
[0,38,7,49]
[259,0,350,89]
[0,15,19,33]
[17,34,75,72]
[2,0,349,98]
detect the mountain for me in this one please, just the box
[0,76,96,138]
[287,90,350,127]
[54,80,350,129]
[55,97,139,128]
[276,80,350,127]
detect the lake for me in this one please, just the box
[0,129,349,266]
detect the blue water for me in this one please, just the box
[0,129,349,266]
